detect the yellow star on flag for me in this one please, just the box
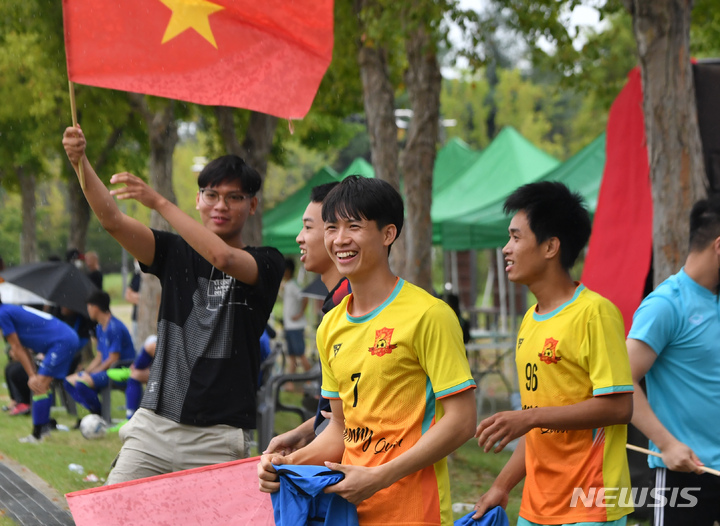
[159,0,224,48]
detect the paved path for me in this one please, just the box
[0,457,74,526]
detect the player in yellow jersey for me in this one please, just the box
[472,182,634,526]
[259,176,477,525]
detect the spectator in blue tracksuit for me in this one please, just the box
[64,291,135,415]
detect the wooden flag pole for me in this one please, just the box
[626,443,720,477]
[68,80,85,190]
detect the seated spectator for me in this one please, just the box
[64,291,135,416]
[104,334,158,432]
[56,306,93,368]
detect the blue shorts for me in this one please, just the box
[285,329,306,357]
[37,336,79,379]
[77,370,111,390]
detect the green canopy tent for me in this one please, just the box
[262,166,339,254]
[337,157,375,179]
[263,166,339,229]
[438,133,606,250]
[431,127,560,245]
[432,137,480,194]
[262,157,376,254]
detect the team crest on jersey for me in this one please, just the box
[368,327,398,357]
[539,337,561,364]
[333,343,342,356]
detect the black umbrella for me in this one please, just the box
[0,261,98,316]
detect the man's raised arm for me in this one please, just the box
[62,126,155,265]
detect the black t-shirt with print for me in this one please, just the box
[140,230,284,428]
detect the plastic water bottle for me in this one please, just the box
[68,463,84,474]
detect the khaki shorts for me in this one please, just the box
[106,408,252,485]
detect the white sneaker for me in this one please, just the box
[18,434,43,444]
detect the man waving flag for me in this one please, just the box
[62,0,334,119]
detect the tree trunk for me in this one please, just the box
[129,94,178,344]
[214,107,278,246]
[354,0,404,275]
[627,0,707,284]
[242,111,278,246]
[67,174,90,254]
[357,46,399,186]
[400,25,441,293]
[17,168,37,263]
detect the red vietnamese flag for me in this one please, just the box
[62,0,334,119]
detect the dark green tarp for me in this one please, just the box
[432,137,480,194]
[262,128,604,255]
[439,133,606,250]
[261,158,375,254]
[431,126,560,244]
[263,166,339,229]
[262,166,339,254]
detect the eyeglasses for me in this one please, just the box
[199,188,251,208]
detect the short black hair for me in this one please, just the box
[504,181,591,271]
[86,290,111,312]
[197,155,262,196]
[322,176,404,254]
[284,257,296,275]
[310,182,339,204]
[689,195,720,251]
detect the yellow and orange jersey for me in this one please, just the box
[516,284,634,524]
[318,279,476,525]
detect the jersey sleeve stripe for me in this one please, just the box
[435,379,477,399]
[593,385,634,396]
[320,389,340,399]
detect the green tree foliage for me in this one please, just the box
[264,141,338,210]
[0,190,22,266]
[438,6,646,160]
[494,69,564,158]
[691,0,720,57]
[0,2,66,187]
[441,76,491,149]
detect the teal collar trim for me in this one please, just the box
[347,278,404,324]
[533,283,585,322]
